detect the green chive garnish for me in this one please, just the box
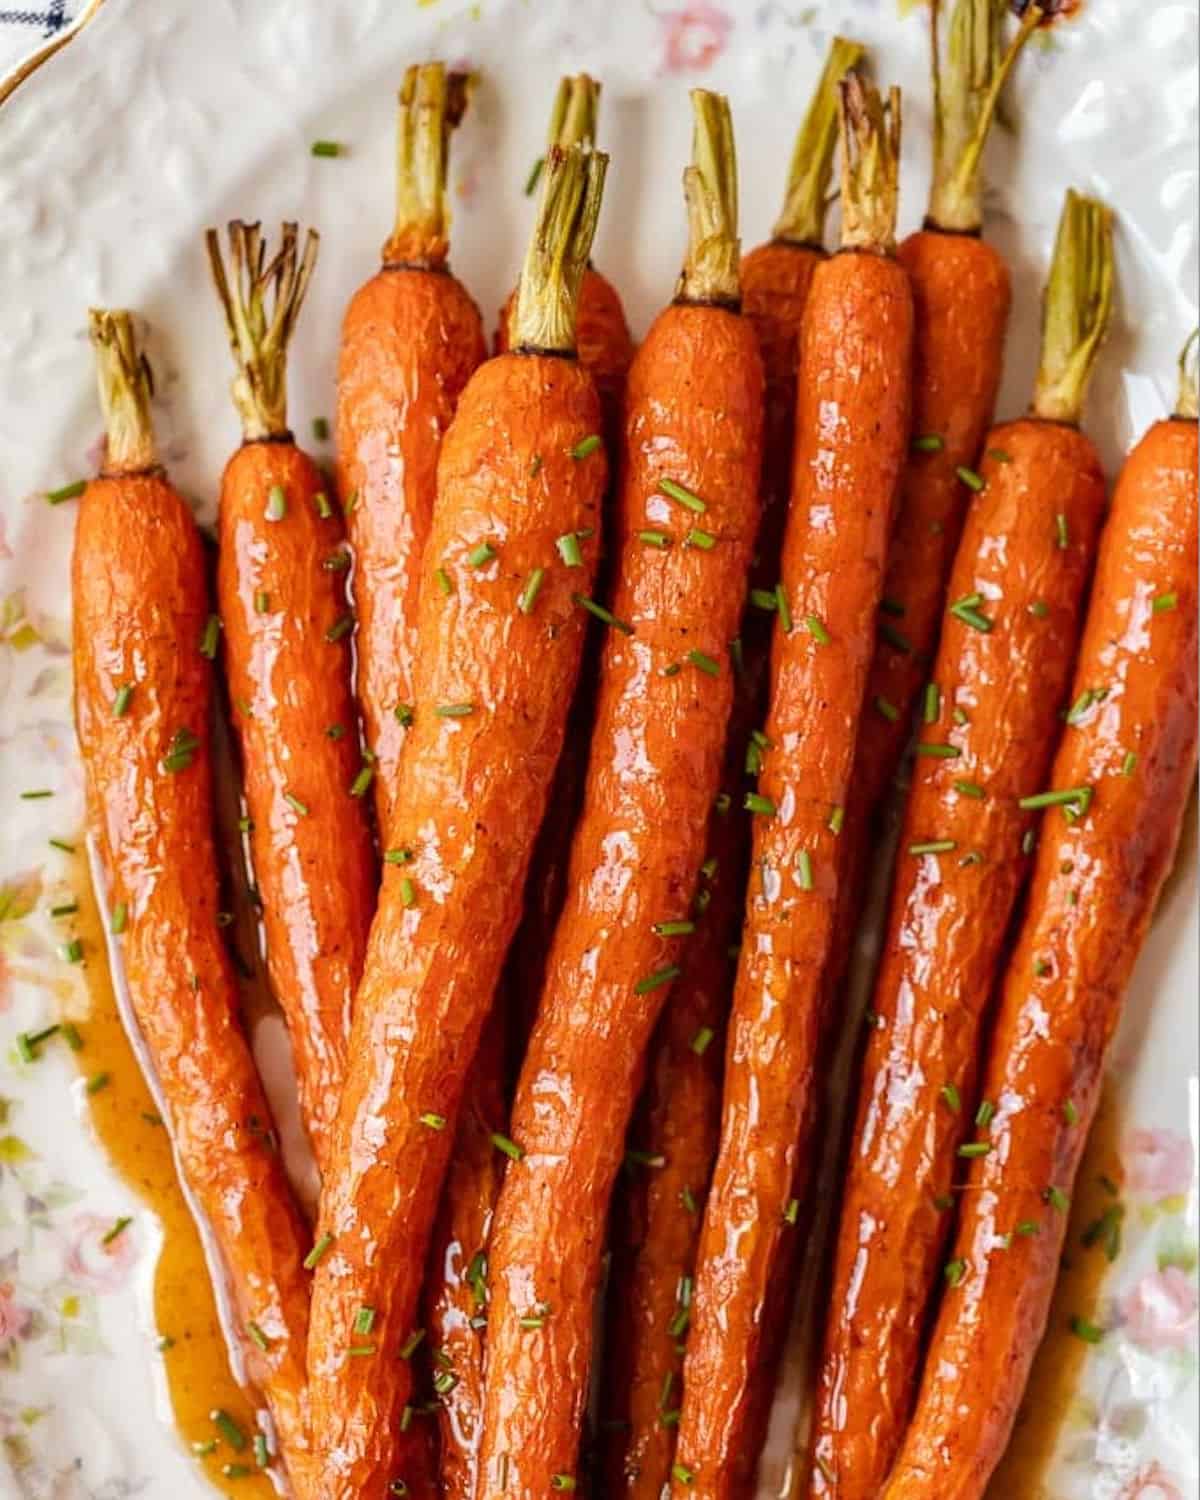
[112,683,134,717]
[110,901,128,934]
[1018,785,1093,813]
[1063,1099,1079,1126]
[49,837,76,853]
[805,614,830,645]
[491,1133,525,1162]
[211,1409,247,1450]
[517,568,545,615]
[953,779,985,799]
[303,1233,334,1269]
[557,532,584,566]
[875,696,900,723]
[975,1099,996,1129]
[102,1216,132,1245]
[199,615,221,659]
[1029,599,1049,618]
[312,417,330,442]
[659,478,706,514]
[1069,1315,1104,1344]
[419,1112,446,1130]
[265,485,287,522]
[916,742,961,760]
[394,703,414,727]
[796,850,813,891]
[434,567,453,596]
[254,590,270,614]
[1055,513,1070,549]
[687,649,719,677]
[349,767,374,798]
[47,479,87,504]
[828,805,845,835]
[1152,591,1178,614]
[988,448,1012,463]
[672,1463,695,1486]
[571,435,602,460]
[314,491,333,519]
[910,839,957,856]
[690,1027,715,1056]
[1044,1186,1070,1212]
[941,1083,961,1112]
[911,434,944,453]
[551,1475,576,1491]
[383,848,413,865]
[326,612,354,643]
[247,1321,271,1351]
[749,588,778,612]
[653,920,695,937]
[574,594,633,635]
[784,1198,800,1226]
[775,583,793,634]
[956,466,985,493]
[635,965,681,995]
[162,728,201,774]
[949,592,992,632]
[921,683,940,725]
[525,155,545,195]
[468,542,496,567]
[944,1258,968,1287]
[353,1306,377,1336]
[1120,749,1138,777]
[311,140,344,158]
[435,703,475,719]
[684,527,715,551]
[284,792,309,817]
[398,1328,425,1360]
[86,1072,110,1095]
[744,793,776,817]
[399,878,416,908]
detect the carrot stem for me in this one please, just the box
[205,221,319,442]
[1032,190,1114,425]
[384,61,472,267]
[678,89,740,306]
[88,309,157,475]
[773,36,865,246]
[1176,329,1199,420]
[511,144,609,354]
[928,0,1041,233]
[548,73,600,151]
[837,72,902,255]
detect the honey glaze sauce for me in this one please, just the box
[64,850,277,1497]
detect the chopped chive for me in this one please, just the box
[20,788,53,800]
[254,1433,270,1468]
[1069,1315,1104,1344]
[805,614,830,645]
[626,1149,666,1169]
[1022,828,1037,855]
[956,465,985,493]
[394,703,414,727]
[988,448,1012,463]
[953,707,969,726]
[690,1027,715,1056]
[265,485,287,522]
[1055,513,1070,549]
[653,920,696,937]
[749,588,778,613]
[102,1216,132,1246]
[110,901,128,935]
[112,683,134,717]
[254,590,270,614]
[314,491,333,519]
[700,856,718,881]
[1018,785,1093,813]
[573,594,634,635]
[49,837,76,854]
[50,901,78,917]
[162,727,201,775]
[85,1071,110,1095]
[1063,1099,1079,1126]
[434,567,453,597]
[745,739,763,776]
[953,779,985,799]
[435,703,475,719]
[635,965,681,996]
[525,155,545,195]
[199,614,221,659]
[910,839,957,856]
[685,527,716,551]
[775,583,793,633]
[349,767,374,798]
[672,1463,695,1486]
[949,592,993,632]
[659,478,706,514]
[303,1233,334,1270]
[311,140,345,157]
[681,1185,698,1213]
[398,1328,426,1360]
[714,792,731,815]
[828,805,845,835]
[796,850,814,891]
[343,489,359,516]
[687,649,720,677]
[875,696,900,723]
[326,612,354,643]
[284,792,309,818]
[1044,1186,1070,1212]
[784,1198,800,1226]
[325,724,345,741]
[1152,591,1178,614]
[944,1258,968,1287]
[517,568,546,615]
[323,549,351,573]
[47,479,87,504]
[353,1306,377,1337]
[880,621,912,654]
[975,1099,996,1129]
[941,1083,961,1112]
[662,663,683,679]
[398,878,416,908]
[491,1133,525,1162]
[571,435,602,460]
[1034,958,1051,976]
[911,433,944,453]
[550,1476,576,1491]
[916,742,961,760]
[192,1439,217,1456]
[1017,1219,1041,1238]
[932,1194,954,1212]
[556,532,584,566]
[1029,599,1050,618]
[467,542,496,567]
[247,1321,271,1352]
[1066,689,1097,725]
[419,1113,446,1131]
[744,793,776,817]
[383,848,413,865]
[530,454,543,477]
[959,1143,993,1161]
[312,416,330,442]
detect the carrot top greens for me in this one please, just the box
[773,36,864,246]
[511,144,609,354]
[89,310,157,476]
[928,0,1042,233]
[206,220,319,442]
[678,89,740,306]
[1032,190,1114,425]
[837,72,902,256]
[385,61,472,268]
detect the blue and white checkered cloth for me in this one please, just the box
[0,0,83,83]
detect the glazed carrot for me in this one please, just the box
[807,190,1114,1500]
[302,146,610,1500]
[72,313,312,1484]
[880,340,1199,1500]
[207,222,376,1175]
[474,91,764,1499]
[669,76,912,1500]
[599,39,862,1499]
[337,63,486,837]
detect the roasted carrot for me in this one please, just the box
[301,145,610,1500]
[207,222,376,1175]
[807,189,1114,1500]
[73,312,312,1484]
[337,63,486,837]
[668,76,912,1500]
[880,340,1199,1500]
[599,39,862,1499]
[475,91,765,1498]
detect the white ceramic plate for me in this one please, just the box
[0,2,1196,1497]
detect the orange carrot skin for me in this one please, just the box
[337,266,486,835]
[476,302,764,1497]
[73,471,312,1479]
[672,249,914,1500]
[217,441,376,1171]
[882,413,1199,1500]
[808,420,1107,1500]
[304,352,605,1500]
[426,1003,510,1500]
[601,240,823,1500]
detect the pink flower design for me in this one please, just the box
[0,1283,33,1344]
[659,3,732,74]
[63,1212,139,1294]
[1119,1463,1185,1500]
[1119,1265,1198,1352]
[1123,1127,1194,1200]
